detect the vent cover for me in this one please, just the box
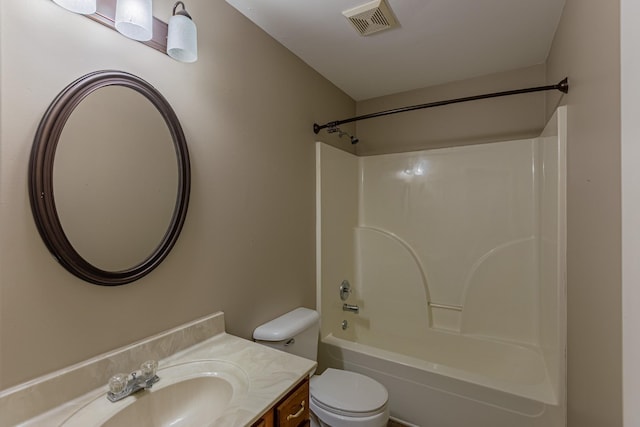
[342,0,398,36]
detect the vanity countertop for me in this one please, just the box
[0,312,316,427]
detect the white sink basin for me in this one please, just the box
[61,360,249,427]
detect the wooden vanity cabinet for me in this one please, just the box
[252,377,310,427]
[251,410,274,427]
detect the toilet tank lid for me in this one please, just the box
[253,307,319,341]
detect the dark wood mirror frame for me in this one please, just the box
[29,70,191,286]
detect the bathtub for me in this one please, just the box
[316,109,567,426]
[318,333,564,427]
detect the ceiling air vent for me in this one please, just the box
[342,0,398,36]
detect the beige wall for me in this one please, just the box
[0,0,354,389]
[621,1,640,424]
[354,64,547,155]
[546,1,622,426]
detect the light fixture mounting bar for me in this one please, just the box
[86,0,168,54]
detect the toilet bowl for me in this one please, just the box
[309,368,389,427]
[253,308,389,427]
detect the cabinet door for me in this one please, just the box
[252,408,274,427]
[276,378,309,427]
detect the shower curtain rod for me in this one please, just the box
[313,77,569,135]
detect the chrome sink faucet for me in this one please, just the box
[107,360,159,402]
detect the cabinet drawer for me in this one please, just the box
[276,378,309,427]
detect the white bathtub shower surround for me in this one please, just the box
[316,107,567,427]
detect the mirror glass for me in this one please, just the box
[29,70,190,286]
[53,86,178,271]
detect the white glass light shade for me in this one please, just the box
[167,14,198,63]
[52,0,97,14]
[115,0,153,41]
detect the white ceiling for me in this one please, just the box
[225,0,566,101]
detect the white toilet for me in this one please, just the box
[253,307,389,427]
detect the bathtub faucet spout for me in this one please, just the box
[342,303,360,314]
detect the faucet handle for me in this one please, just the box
[108,373,129,394]
[339,280,352,301]
[140,360,158,379]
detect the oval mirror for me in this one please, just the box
[29,70,190,286]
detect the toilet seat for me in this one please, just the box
[310,369,388,417]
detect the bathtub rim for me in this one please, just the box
[320,332,559,406]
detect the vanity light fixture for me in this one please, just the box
[52,0,97,14]
[50,0,198,63]
[115,0,153,41]
[166,2,198,63]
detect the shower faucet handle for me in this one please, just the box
[339,280,352,301]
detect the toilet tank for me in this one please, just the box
[253,307,320,362]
